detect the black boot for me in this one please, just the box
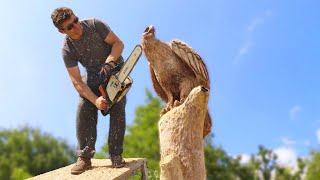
[110,154,125,168]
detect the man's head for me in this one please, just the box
[51,7,83,38]
[51,7,74,29]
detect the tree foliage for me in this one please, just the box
[252,145,278,180]
[305,151,320,180]
[204,141,235,180]
[230,155,257,180]
[275,157,306,180]
[204,139,256,180]
[0,126,76,180]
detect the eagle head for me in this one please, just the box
[141,25,157,49]
[143,25,156,37]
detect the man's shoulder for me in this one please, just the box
[81,18,104,28]
[81,18,95,24]
[62,37,72,52]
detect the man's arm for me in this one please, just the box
[104,30,124,63]
[67,66,108,110]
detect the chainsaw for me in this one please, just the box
[99,45,142,116]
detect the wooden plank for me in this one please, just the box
[141,160,149,180]
[27,158,148,180]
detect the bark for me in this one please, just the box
[159,86,208,180]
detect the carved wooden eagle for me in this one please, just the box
[141,25,212,137]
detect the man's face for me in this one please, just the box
[59,15,82,37]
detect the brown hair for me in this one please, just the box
[51,7,74,29]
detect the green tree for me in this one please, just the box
[204,141,235,180]
[305,151,320,180]
[0,126,76,180]
[293,158,307,180]
[275,166,294,180]
[230,155,257,180]
[249,145,278,180]
[275,157,306,180]
[205,138,256,180]
[10,167,32,180]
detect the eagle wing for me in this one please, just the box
[149,63,168,103]
[169,39,210,89]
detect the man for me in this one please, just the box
[51,7,126,174]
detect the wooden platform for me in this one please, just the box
[27,158,148,180]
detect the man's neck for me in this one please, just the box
[69,25,84,40]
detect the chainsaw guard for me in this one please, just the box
[101,76,133,116]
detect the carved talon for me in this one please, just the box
[173,98,186,107]
[160,108,169,117]
[160,109,166,117]
[173,100,182,107]
[160,104,173,117]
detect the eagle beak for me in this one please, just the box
[201,86,209,92]
[143,25,155,34]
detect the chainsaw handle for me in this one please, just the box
[101,103,114,116]
[101,109,109,116]
[98,85,109,116]
[99,85,107,98]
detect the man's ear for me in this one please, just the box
[58,29,65,34]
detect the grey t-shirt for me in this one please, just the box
[62,18,123,72]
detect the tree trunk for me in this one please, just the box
[159,86,209,180]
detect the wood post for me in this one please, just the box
[159,86,208,180]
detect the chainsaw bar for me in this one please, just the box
[105,45,142,102]
[117,45,142,83]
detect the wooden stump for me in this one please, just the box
[159,86,208,180]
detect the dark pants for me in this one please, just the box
[76,70,126,158]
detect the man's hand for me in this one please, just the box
[99,62,121,84]
[95,96,109,110]
[105,60,116,67]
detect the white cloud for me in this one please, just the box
[281,137,297,145]
[247,10,272,32]
[274,147,297,167]
[289,105,302,120]
[280,137,310,147]
[240,154,251,164]
[238,41,252,56]
[316,129,320,144]
[235,10,272,62]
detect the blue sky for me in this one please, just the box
[0,0,319,167]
